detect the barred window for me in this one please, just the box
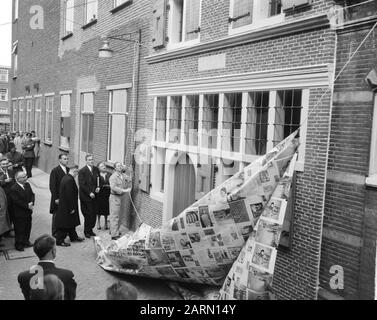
[169,96,182,143]
[184,95,199,146]
[202,94,219,149]
[274,89,302,145]
[245,91,269,155]
[223,93,242,152]
[155,97,167,142]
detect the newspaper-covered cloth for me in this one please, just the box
[218,153,297,300]
[94,132,299,285]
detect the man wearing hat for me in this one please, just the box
[22,133,35,178]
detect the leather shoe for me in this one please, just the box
[15,246,24,251]
[57,242,71,247]
[24,241,33,248]
[71,237,85,242]
[85,233,91,239]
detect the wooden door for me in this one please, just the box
[173,155,196,217]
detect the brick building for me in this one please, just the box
[0,66,10,131]
[10,0,377,299]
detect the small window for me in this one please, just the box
[81,92,94,154]
[169,0,201,45]
[202,94,219,149]
[108,89,129,163]
[85,0,98,24]
[169,96,182,143]
[64,0,74,35]
[45,96,54,143]
[60,94,71,149]
[0,89,8,101]
[114,0,131,9]
[155,97,167,142]
[0,69,8,82]
[222,93,242,152]
[184,95,199,146]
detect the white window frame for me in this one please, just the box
[0,69,8,82]
[12,98,18,131]
[0,89,8,101]
[167,0,202,50]
[366,93,377,187]
[85,0,98,24]
[34,95,43,138]
[60,93,71,149]
[80,91,95,154]
[25,97,33,132]
[114,0,132,9]
[228,0,285,36]
[107,87,130,163]
[150,147,166,201]
[44,94,54,144]
[18,97,24,131]
[64,0,75,35]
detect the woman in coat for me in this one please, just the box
[55,166,84,246]
[96,162,111,230]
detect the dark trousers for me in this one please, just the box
[24,157,34,178]
[6,195,14,226]
[51,211,57,237]
[80,201,96,234]
[13,215,32,247]
[56,228,79,244]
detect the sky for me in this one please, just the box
[0,0,12,67]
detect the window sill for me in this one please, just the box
[61,32,73,41]
[167,38,200,51]
[58,146,70,152]
[43,141,52,146]
[366,174,377,187]
[82,19,97,30]
[229,14,285,36]
[110,0,133,14]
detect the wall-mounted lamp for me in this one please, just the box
[98,32,143,59]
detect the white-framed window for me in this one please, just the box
[108,89,129,163]
[34,96,42,138]
[168,0,201,48]
[12,100,18,131]
[44,96,54,143]
[184,95,199,146]
[155,96,167,142]
[60,94,71,149]
[229,0,284,35]
[14,0,19,21]
[0,89,8,101]
[169,96,182,143]
[64,0,75,35]
[81,92,94,154]
[18,98,25,131]
[25,98,33,132]
[0,69,8,82]
[85,0,98,24]
[202,94,219,149]
[222,92,242,153]
[12,41,18,77]
[114,0,131,8]
[150,147,166,198]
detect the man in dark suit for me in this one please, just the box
[49,154,69,237]
[18,234,77,300]
[55,165,84,246]
[78,154,100,238]
[21,133,35,178]
[0,157,15,225]
[10,171,35,251]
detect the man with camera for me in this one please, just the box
[109,162,131,240]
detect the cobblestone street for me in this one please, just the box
[0,168,181,300]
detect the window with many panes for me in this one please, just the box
[202,94,219,149]
[45,96,54,143]
[25,98,33,132]
[0,69,8,82]
[85,0,97,24]
[64,0,74,35]
[155,97,167,142]
[81,92,94,154]
[229,0,283,34]
[34,97,42,138]
[222,93,242,152]
[245,91,269,155]
[60,94,71,149]
[151,147,166,196]
[169,0,201,46]
[184,95,199,146]
[12,100,18,131]
[108,89,129,163]
[0,89,7,101]
[169,96,182,143]
[18,99,25,131]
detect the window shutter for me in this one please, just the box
[139,145,151,193]
[281,0,310,11]
[231,0,253,28]
[185,0,201,41]
[151,0,166,48]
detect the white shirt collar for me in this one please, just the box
[17,182,25,189]
[60,164,67,173]
[87,165,92,172]
[39,260,55,264]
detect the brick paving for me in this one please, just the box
[0,168,181,300]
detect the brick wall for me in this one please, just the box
[320,21,377,299]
